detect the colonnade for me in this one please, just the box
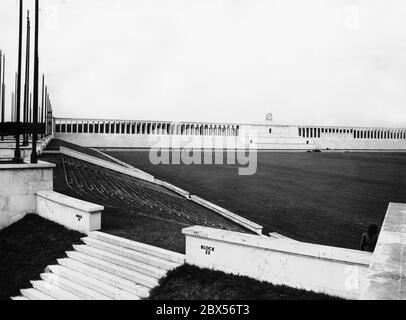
[55,119,240,137]
[299,127,406,140]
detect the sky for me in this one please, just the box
[0,0,405,127]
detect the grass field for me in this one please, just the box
[105,150,406,250]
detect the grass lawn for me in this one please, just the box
[0,215,84,300]
[105,150,406,250]
[149,264,337,300]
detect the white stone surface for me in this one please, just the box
[88,231,186,264]
[360,203,406,300]
[72,244,167,279]
[40,273,113,300]
[46,266,140,300]
[36,191,103,233]
[0,161,55,230]
[81,237,179,270]
[65,250,159,288]
[56,258,150,298]
[183,226,372,299]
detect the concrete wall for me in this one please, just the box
[360,203,406,300]
[36,191,103,233]
[183,226,372,299]
[0,161,55,230]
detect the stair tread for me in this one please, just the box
[31,280,82,300]
[73,244,167,278]
[40,273,112,300]
[57,258,150,297]
[57,258,151,297]
[11,296,30,301]
[89,231,185,263]
[47,265,140,300]
[82,237,180,270]
[65,251,159,288]
[21,288,56,300]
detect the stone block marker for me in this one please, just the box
[36,191,103,233]
[360,203,406,300]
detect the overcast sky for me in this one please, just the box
[0,0,405,127]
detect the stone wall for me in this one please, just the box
[183,226,372,299]
[360,203,406,300]
[0,161,55,230]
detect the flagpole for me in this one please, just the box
[31,0,40,163]
[23,11,30,146]
[13,0,23,163]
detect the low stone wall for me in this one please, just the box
[0,161,55,230]
[36,191,103,233]
[59,147,155,183]
[183,226,372,299]
[360,203,406,300]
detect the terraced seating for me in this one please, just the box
[11,232,185,300]
[61,155,249,233]
[45,139,124,166]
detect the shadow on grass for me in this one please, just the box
[0,214,84,300]
[148,264,339,300]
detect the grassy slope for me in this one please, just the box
[106,151,406,250]
[149,265,338,300]
[0,215,84,300]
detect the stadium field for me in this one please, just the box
[105,150,406,250]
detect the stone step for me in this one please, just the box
[30,281,81,300]
[47,265,140,300]
[73,244,167,279]
[40,273,112,300]
[20,288,56,300]
[65,251,159,288]
[82,237,180,271]
[57,258,149,298]
[11,296,30,301]
[88,231,185,264]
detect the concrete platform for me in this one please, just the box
[360,203,406,300]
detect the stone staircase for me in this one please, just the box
[11,231,185,300]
